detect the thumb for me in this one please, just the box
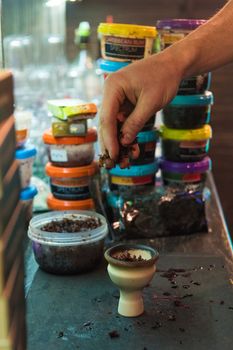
[120,94,158,145]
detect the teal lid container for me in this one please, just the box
[170,91,214,106]
[109,161,158,177]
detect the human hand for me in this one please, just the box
[99,50,183,160]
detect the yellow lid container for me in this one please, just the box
[161,125,212,141]
[98,23,157,38]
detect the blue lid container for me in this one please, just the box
[137,129,159,143]
[15,144,37,160]
[109,161,158,177]
[170,91,214,106]
[20,185,38,200]
[99,59,130,73]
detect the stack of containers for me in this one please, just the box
[14,110,37,225]
[98,23,159,229]
[43,99,98,211]
[156,19,213,233]
[0,71,26,350]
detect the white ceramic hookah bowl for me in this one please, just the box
[104,243,159,317]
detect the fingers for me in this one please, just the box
[120,92,158,145]
[99,73,125,160]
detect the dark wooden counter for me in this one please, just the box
[25,173,233,350]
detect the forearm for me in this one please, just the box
[164,0,233,78]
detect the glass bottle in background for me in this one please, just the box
[66,21,102,104]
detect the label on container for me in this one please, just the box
[50,178,90,200]
[111,174,154,186]
[50,149,68,162]
[69,123,86,135]
[105,36,146,59]
[161,33,185,49]
[163,171,202,184]
[179,140,208,160]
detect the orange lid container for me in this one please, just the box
[47,194,95,210]
[43,128,97,145]
[45,162,98,178]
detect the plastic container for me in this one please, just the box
[20,185,38,225]
[98,23,157,61]
[47,194,95,211]
[51,118,87,137]
[160,157,211,186]
[163,91,213,129]
[14,109,32,148]
[156,19,206,49]
[43,128,97,167]
[28,210,108,274]
[45,162,97,200]
[15,144,37,189]
[106,191,124,224]
[47,99,97,121]
[156,19,210,95]
[178,73,211,95]
[131,129,158,165]
[99,59,130,78]
[109,161,158,192]
[161,125,212,162]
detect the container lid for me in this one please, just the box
[47,195,95,211]
[28,210,108,246]
[169,91,213,106]
[137,129,159,143]
[43,128,97,145]
[99,59,130,72]
[156,19,206,31]
[45,162,97,178]
[160,157,211,174]
[109,161,158,177]
[106,192,124,208]
[20,185,38,200]
[15,143,37,159]
[98,23,157,38]
[47,99,97,119]
[161,125,212,141]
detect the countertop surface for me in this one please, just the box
[26,173,233,350]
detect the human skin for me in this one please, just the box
[99,0,233,161]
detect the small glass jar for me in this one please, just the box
[43,128,97,167]
[45,162,97,201]
[161,125,212,162]
[15,144,37,189]
[163,91,213,129]
[98,23,157,61]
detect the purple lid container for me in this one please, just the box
[156,19,206,31]
[160,157,211,174]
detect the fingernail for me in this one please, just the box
[121,133,132,145]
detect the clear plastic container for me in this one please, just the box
[160,157,211,188]
[28,210,108,274]
[109,162,159,192]
[47,194,95,211]
[161,125,212,162]
[20,185,38,226]
[14,109,32,148]
[43,128,97,167]
[15,144,37,189]
[131,129,158,165]
[163,91,213,129]
[45,162,97,200]
[98,23,157,61]
[156,19,211,95]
